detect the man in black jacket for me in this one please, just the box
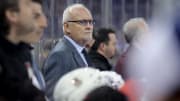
[0,0,47,100]
[89,28,117,71]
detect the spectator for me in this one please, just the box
[42,3,94,100]
[31,0,47,91]
[0,0,46,100]
[116,18,149,101]
[89,28,117,71]
[115,18,149,79]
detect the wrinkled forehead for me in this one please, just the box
[69,7,93,20]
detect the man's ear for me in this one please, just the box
[63,23,70,34]
[5,10,18,23]
[99,42,106,51]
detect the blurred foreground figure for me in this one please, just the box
[120,1,180,100]
[115,17,149,79]
[53,68,124,101]
[0,0,46,101]
[30,0,47,91]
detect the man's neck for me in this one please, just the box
[97,49,108,59]
[6,29,20,44]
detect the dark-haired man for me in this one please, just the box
[89,28,117,71]
[0,0,46,100]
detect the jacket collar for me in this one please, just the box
[63,37,87,67]
[0,35,32,54]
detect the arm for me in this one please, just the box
[42,51,68,100]
[0,60,46,101]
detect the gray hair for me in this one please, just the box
[62,3,88,24]
[123,18,148,44]
[62,4,90,33]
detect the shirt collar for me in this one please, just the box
[64,35,84,53]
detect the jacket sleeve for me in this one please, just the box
[42,51,67,100]
[0,59,46,101]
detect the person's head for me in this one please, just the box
[53,68,105,101]
[123,18,148,44]
[23,0,47,44]
[84,86,128,101]
[0,0,37,44]
[91,28,117,59]
[62,4,94,46]
[53,68,125,101]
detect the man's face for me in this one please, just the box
[20,2,47,44]
[16,0,36,36]
[104,33,117,58]
[64,7,93,46]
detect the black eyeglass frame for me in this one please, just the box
[67,19,95,26]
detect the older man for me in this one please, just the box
[115,18,149,79]
[43,4,94,100]
[116,17,149,101]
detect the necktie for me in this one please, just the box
[82,49,92,66]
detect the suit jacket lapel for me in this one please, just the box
[72,52,86,67]
[63,37,86,67]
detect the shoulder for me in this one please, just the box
[53,38,75,53]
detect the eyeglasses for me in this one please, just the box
[67,19,95,26]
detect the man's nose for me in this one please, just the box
[85,22,93,29]
[40,15,47,28]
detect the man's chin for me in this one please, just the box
[84,38,92,43]
[109,55,115,59]
[85,35,92,41]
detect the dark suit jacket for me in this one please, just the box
[42,36,87,100]
[115,45,142,80]
[88,50,112,71]
[0,36,45,101]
